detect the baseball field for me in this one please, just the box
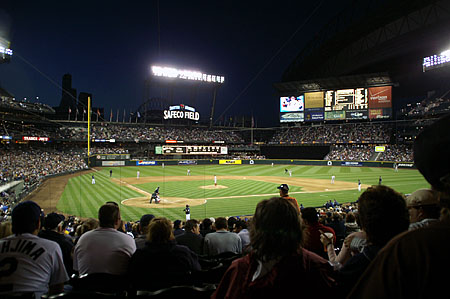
[31,164,429,221]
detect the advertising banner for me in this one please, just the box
[341,161,363,167]
[325,111,346,120]
[304,91,324,108]
[219,160,242,165]
[280,112,304,123]
[345,110,368,120]
[102,161,125,166]
[368,86,392,108]
[178,160,198,165]
[369,108,391,119]
[136,161,157,166]
[305,110,324,121]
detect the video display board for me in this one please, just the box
[280,96,304,112]
[279,86,392,123]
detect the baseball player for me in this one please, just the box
[187,169,191,176]
[110,170,112,177]
[331,175,335,184]
[92,175,95,184]
[358,179,361,192]
[0,201,69,297]
[184,205,191,221]
[289,170,292,177]
[214,175,217,186]
[137,170,140,179]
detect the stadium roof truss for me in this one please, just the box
[283,0,450,81]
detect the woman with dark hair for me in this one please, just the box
[212,197,336,299]
[128,217,201,290]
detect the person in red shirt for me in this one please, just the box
[301,207,336,259]
[212,197,336,299]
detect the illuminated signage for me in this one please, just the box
[0,46,12,56]
[219,160,242,165]
[280,95,304,112]
[423,50,450,72]
[23,136,49,142]
[163,104,200,121]
[162,145,227,155]
[375,146,386,152]
[152,65,224,83]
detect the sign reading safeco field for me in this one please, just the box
[163,104,200,121]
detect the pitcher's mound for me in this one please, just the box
[200,185,228,190]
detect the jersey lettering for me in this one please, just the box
[0,240,46,261]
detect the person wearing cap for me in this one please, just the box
[406,188,440,230]
[0,201,68,297]
[73,203,136,275]
[184,204,190,221]
[39,212,75,276]
[135,214,155,249]
[277,184,300,213]
[348,114,450,299]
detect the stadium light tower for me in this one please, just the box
[149,65,225,127]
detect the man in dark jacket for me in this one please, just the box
[175,219,204,255]
[39,212,74,276]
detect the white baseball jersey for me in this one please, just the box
[73,227,136,275]
[214,176,217,184]
[0,233,69,298]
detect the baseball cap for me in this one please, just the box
[277,184,289,191]
[414,114,450,192]
[140,214,155,228]
[406,189,439,207]
[11,200,43,234]
[174,220,182,227]
[44,212,65,230]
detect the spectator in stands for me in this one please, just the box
[212,197,336,298]
[348,114,450,299]
[0,201,68,298]
[128,217,201,290]
[301,207,336,259]
[175,219,204,255]
[204,217,242,256]
[344,212,360,236]
[277,184,300,213]
[406,188,440,230]
[74,218,99,245]
[39,212,74,276]
[200,217,215,237]
[135,214,155,249]
[0,221,12,238]
[73,203,136,275]
[173,219,184,237]
[321,185,410,297]
[235,219,251,252]
[325,212,346,249]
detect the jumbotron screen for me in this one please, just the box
[279,86,392,123]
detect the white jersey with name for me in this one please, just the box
[73,227,136,275]
[0,233,69,297]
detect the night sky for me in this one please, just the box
[0,0,349,127]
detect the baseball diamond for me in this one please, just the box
[26,163,428,221]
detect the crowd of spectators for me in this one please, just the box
[377,144,413,162]
[270,123,391,144]
[0,146,88,188]
[324,144,373,161]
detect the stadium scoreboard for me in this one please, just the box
[280,86,392,123]
[160,145,228,155]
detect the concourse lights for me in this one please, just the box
[151,65,224,83]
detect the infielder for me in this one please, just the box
[214,175,217,186]
[187,169,191,176]
[358,179,361,192]
[331,175,335,184]
[137,170,140,179]
[92,175,95,185]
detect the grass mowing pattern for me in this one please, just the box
[57,164,429,221]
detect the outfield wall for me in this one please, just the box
[88,156,415,169]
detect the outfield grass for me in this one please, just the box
[56,164,429,221]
